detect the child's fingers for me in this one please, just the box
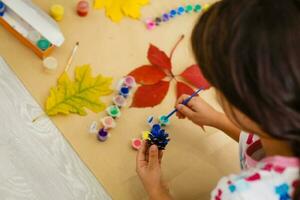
[158,151,163,164]
[176,104,195,119]
[148,145,159,169]
[176,94,190,105]
[136,141,147,168]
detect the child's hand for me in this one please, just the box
[176,94,222,128]
[136,142,172,200]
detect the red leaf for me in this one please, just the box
[128,65,166,85]
[131,81,170,108]
[180,65,211,89]
[176,81,196,99]
[148,44,172,72]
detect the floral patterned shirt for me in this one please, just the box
[211,132,300,200]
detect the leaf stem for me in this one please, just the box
[32,113,47,123]
[170,35,185,61]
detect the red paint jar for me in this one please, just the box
[77,1,89,17]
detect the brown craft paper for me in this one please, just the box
[0,0,240,199]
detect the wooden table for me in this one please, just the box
[0,0,240,199]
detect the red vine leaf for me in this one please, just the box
[128,65,166,85]
[180,65,211,89]
[148,44,172,72]
[131,81,170,108]
[176,81,196,99]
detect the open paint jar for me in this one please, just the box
[106,105,121,118]
[123,76,136,89]
[98,128,108,141]
[101,116,116,129]
[113,95,127,108]
[159,115,170,126]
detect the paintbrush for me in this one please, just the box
[165,87,203,119]
[65,42,79,72]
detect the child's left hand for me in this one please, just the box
[136,141,172,200]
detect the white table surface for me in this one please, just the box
[0,57,111,200]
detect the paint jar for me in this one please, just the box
[106,105,121,118]
[43,57,58,72]
[159,115,170,126]
[50,4,64,21]
[37,38,51,51]
[123,76,136,89]
[100,116,116,129]
[28,30,41,44]
[98,128,108,141]
[131,138,142,150]
[146,19,156,30]
[0,2,6,17]
[203,3,210,11]
[185,5,193,13]
[119,86,130,98]
[194,4,202,12]
[77,0,89,17]
[113,95,127,108]
[89,121,99,134]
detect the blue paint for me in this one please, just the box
[169,9,177,17]
[177,6,185,15]
[162,13,169,22]
[119,86,130,97]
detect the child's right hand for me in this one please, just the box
[176,94,222,128]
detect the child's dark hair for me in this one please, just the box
[192,0,300,198]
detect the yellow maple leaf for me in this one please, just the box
[94,0,149,22]
[46,64,113,116]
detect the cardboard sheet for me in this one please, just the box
[0,0,240,199]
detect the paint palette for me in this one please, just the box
[0,0,64,59]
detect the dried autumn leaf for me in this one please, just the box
[46,65,113,116]
[128,65,166,85]
[176,81,196,99]
[131,81,170,108]
[148,44,172,72]
[94,0,149,22]
[180,65,211,89]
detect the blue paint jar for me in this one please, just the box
[169,9,177,18]
[177,6,185,15]
[119,86,130,98]
[0,2,6,17]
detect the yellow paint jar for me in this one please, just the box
[50,4,64,21]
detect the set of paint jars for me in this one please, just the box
[145,3,211,30]
[89,76,136,141]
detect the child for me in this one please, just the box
[136,0,300,199]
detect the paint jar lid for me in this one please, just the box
[43,57,58,70]
[37,38,51,51]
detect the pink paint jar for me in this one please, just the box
[113,95,127,108]
[101,116,116,129]
[77,0,89,17]
[123,76,136,89]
